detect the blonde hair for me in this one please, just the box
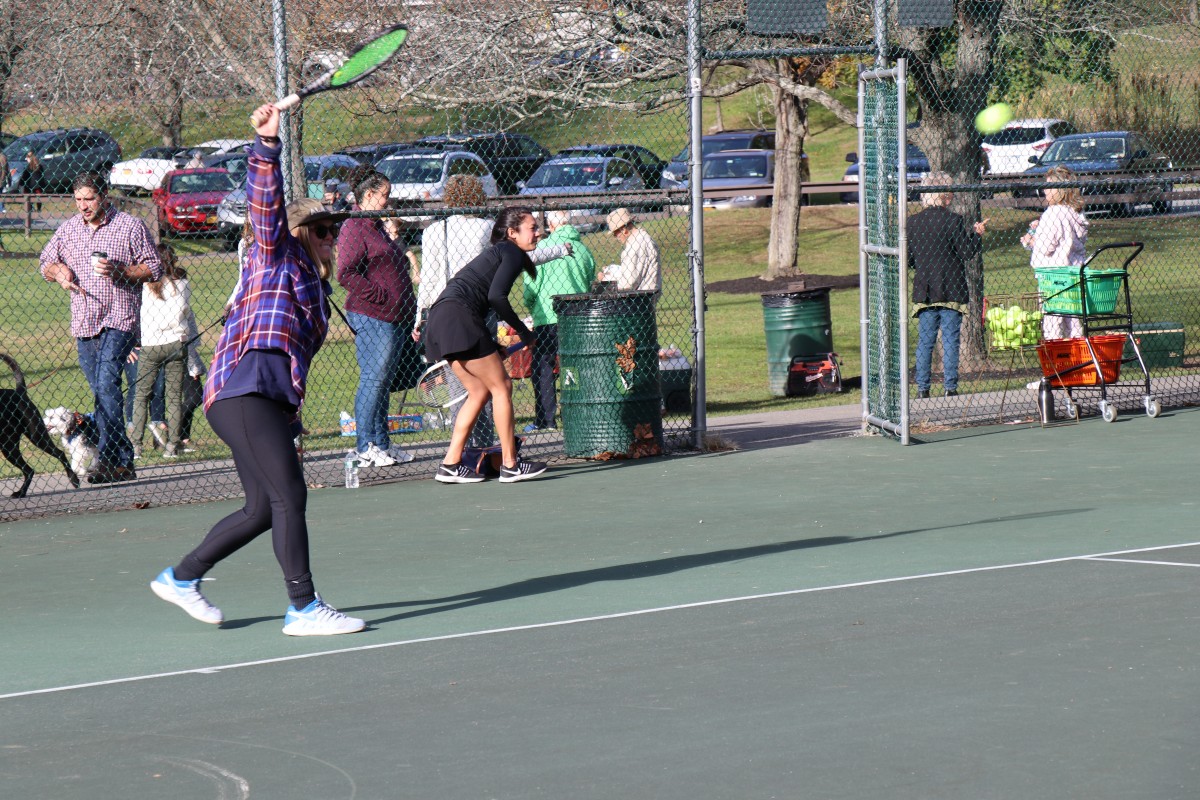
[290,224,334,280]
[920,171,954,208]
[1044,166,1083,211]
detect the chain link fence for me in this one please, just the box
[0,1,698,519]
[711,0,1200,439]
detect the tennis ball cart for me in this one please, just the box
[1032,242,1159,423]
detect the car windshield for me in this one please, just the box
[703,155,768,179]
[1043,136,1126,163]
[377,157,444,184]
[526,161,605,188]
[983,128,1048,146]
[702,137,751,157]
[140,147,180,159]
[4,138,45,161]
[169,172,238,193]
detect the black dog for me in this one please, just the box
[0,353,78,498]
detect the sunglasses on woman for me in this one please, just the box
[310,222,340,239]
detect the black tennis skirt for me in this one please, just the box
[423,300,496,363]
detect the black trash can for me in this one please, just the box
[761,287,833,397]
[554,291,663,458]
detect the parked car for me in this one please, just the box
[2,127,121,194]
[152,168,240,236]
[376,149,499,209]
[202,152,249,185]
[335,142,419,166]
[109,146,190,194]
[700,150,776,210]
[841,145,930,203]
[1021,131,1174,214]
[303,153,360,198]
[554,144,666,189]
[518,155,645,226]
[195,139,253,155]
[214,153,365,244]
[660,129,776,189]
[981,118,1076,176]
[413,131,549,194]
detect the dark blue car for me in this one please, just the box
[841,144,930,203]
[1019,131,1173,214]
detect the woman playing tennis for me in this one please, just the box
[423,206,548,484]
[149,103,365,636]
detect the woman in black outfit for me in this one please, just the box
[424,207,548,484]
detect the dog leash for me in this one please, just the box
[124,315,226,395]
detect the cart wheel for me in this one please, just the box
[1065,400,1080,420]
[1100,400,1118,423]
[1145,398,1162,418]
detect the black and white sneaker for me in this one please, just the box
[499,460,547,483]
[435,462,485,484]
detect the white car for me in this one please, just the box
[376,150,499,213]
[981,118,1076,176]
[109,146,189,194]
[195,139,253,155]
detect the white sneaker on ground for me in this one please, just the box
[282,596,365,636]
[150,567,223,624]
[386,444,415,463]
[359,443,396,467]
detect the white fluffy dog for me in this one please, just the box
[42,407,100,478]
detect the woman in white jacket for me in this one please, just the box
[130,244,197,458]
[1021,166,1088,340]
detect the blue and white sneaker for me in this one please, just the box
[150,567,223,625]
[282,596,365,636]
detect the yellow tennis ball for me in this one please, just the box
[975,103,1014,134]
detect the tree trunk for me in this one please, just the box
[765,59,809,280]
[156,75,184,147]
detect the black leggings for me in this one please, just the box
[174,395,314,605]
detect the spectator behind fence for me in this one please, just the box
[1021,165,1088,341]
[39,172,162,484]
[522,210,596,431]
[336,166,418,468]
[600,208,661,292]
[149,102,364,637]
[129,243,196,460]
[24,150,43,211]
[907,172,987,399]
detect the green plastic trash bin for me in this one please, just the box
[761,287,833,396]
[554,291,663,458]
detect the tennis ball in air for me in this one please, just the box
[975,103,1014,134]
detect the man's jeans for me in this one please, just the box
[914,307,961,393]
[77,328,137,467]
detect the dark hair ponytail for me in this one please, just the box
[490,206,534,245]
[346,164,388,204]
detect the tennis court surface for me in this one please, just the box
[4,406,1200,798]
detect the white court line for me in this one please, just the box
[5,538,1200,702]
[1083,557,1200,568]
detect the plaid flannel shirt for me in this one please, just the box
[203,137,330,412]
[39,206,162,338]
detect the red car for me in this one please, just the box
[152,168,239,236]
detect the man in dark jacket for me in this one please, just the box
[907,172,987,398]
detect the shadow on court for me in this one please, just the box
[4,404,1200,799]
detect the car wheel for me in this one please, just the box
[1153,183,1173,215]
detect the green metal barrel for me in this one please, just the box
[761,287,833,396]
[554,291,663,458]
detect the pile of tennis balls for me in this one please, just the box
[986,304,1043,349]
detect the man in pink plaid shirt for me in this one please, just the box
[40,172,161,484]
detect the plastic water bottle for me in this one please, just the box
[1023,222,1036,250]
[422,412,442,430]
[344,450,360,489]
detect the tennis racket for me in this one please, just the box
[418,342,526,409]
[274,25,409,111]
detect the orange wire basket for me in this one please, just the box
[1036,335,1126,388]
